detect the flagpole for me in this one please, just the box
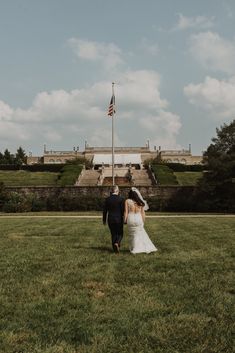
[111,82,115,186]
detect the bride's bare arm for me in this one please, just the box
[124,200,129,223]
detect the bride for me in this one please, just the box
[124,187,157,254]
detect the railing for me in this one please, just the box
[85,146,150,152]
[147,164,157,185]
[44,151,79,155]
[75,166,86,186]
[160,150,190,155]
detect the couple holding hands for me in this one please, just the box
[103,185,157,254]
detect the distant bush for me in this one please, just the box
[42,193,103,211]
[66,157,92,169]
[2,192,32,213]
[2,191,48,213]
[0,165,20,170]
[0,164,66,172]
[57,165,83,186]
[31,196,47,212]
[145,197,162,211]
[0,182,9,210]
[166,187,197,212]
[166,163,205,172]
[22,164,65,172]
[151,164,178,185]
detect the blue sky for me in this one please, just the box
[0,0,235,155]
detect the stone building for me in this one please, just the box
[27,143,202,166]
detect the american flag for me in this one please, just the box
[107,94,115,116]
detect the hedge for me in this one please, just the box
[57,165,83,186]
[151,164,178,185]
[0,164,66,172]
[0,165,20,170]
[165,163,205,172]
[21,164,66,172]
[0,188,234,213]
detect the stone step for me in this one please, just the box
[131,169,153,186]
[76,170,100,186]
[102,177,132,186]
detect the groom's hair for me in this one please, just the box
[111,185,119,194]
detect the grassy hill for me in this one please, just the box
[174,171,203,186]
[151,164,203,186]
[151,164,178,185]
[0,167,203,187]
[0,170,59,186]
[0,164,84,187]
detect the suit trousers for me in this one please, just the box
[108,222,123,250]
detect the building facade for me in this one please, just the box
[27,144,202,166]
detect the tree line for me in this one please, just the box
[0,147,27,165]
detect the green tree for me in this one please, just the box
[198,119,235,211]
[15,146,27,165]
[66,156,92,169]
[3,149,14,164]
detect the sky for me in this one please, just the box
[0,0,235,156]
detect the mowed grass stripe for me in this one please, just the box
[0,170,59,186]
[0,217,234,353]
[0,213,234,218]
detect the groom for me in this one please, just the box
[103,185,124,253]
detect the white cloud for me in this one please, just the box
[117,70,168,111]
[0,70,182,152]
[175,13,215,31]
[0,120,30,141]
[0,101,13,120]
[224,3,234,19]
[139,38,159,56]
[189,31,235,74]
[68,38,124,69]
[139,111,182,149]
[184,75,235,119]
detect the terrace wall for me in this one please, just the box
[5,185,195,200]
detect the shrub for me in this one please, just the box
[58,165,83,186]
[0,182,9,210]
[1,191,48,213]
[0,165,20,170]
[31,197,47,212]
[21,164,65,172]
[166,187,197,212]
[151,164,178,185]
[66,157,92,169]
[165,163,205,172]
[145,197,161,211]
[2,192,33,213]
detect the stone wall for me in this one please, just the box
[5,185,196,200]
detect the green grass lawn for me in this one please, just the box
[0,216,234,353]
[174,172,203,186]
[0,171,59,186]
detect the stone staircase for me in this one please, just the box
[76,170,100,186]
[76,168,154,187]
[102,176,132,186]
[131,169,153,186]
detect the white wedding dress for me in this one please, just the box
[126,199,157,254]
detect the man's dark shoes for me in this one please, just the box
[114,243,120,254]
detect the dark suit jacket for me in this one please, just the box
[103,194,124,224]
